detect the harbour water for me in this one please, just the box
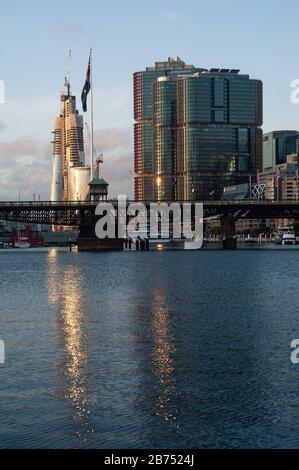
[1,248,299,448]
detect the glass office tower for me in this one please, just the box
[134,58,207,201]
[134,61,263,201]
[153,77,177,200]
[263,131,299,171]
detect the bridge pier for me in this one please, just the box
[221,215,237,250]
[77,225,124,252]
[77,209,124,252]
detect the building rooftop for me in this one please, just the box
[209,68,240,74]
[145,57,207,72]
[89,177,109,186]
[143,59,244,78]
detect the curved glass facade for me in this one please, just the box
[134,122,153,174]
[134,61,263,201]
[176,73,262,200]
[177,77,212,124]
[153,79,177,200]
[134,58,207,201]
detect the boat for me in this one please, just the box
[275,227,296,246]
[9,224,43,248]
[14,237,31,249]
[10,221,31,248]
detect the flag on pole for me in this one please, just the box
[81,54,91,112]
[256,169,260,185]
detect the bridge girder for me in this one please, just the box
[1,201,299,227]
[0,205,81,226]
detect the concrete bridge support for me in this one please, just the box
[77,209,124,252]
[221,215,237,250]
[77,225,124,251]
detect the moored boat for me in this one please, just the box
[14,237,31,249]
[275,227,296,246]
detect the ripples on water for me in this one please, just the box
[1,249,299,448]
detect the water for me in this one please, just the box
[1,248,299,448]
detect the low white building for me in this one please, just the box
[68,166,91,201]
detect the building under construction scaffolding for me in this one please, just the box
[50,75,90,202]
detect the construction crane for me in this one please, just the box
[84,123,104,177]
[64,49,72,96]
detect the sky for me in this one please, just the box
[1,0,299,199]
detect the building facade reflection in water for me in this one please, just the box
[151,289,179,426]
[47,250,93,443]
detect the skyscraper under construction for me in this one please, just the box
[50,79,90,202]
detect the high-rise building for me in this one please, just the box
[260,154,299,201]
[51,85,90,202]
[134,57,207,201]
[262,130,299,171]
[134,59,263,201]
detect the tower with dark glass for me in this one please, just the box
[134,59,263,201]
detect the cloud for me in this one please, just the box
[0,136,41,163]
[47,20,104,49]
[50,21,103,39]
[94,128,132,153]
[0,127,134,201]
[92,127,134,198]
[0,93,59,142]
[0,135,51,200]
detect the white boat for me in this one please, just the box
[14,237,31,249]
[275,227,296,246]
[13,211,31,248]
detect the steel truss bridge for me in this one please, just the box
[1,200,299,226]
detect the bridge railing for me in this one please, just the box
[1,199,299,207]
[0,201,93,207]
[205,199,299,205]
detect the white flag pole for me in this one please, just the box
[89,48,94,181]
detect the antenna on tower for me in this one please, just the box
[64,49,72,96]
